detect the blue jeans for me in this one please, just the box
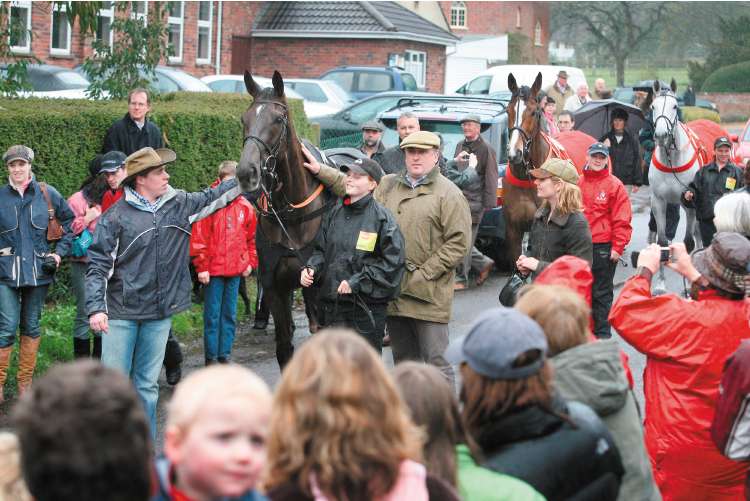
[101,317,171,440]
[203,276,240,361]
[0,284,49,348]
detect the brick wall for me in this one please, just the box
[250,38,447,93]
[439,1,549,63]
[698,93,750,120]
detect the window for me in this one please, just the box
[358,72,392,93]
[516,7,521,29]
[50,3,71,55]
[347,96,394,124]
[96,1,114,48]
[131,1,147,24]
[197,1,212,64]
[9,1,32,53]
[168,1,184,63]
[535,20,542,46]
[466,75,492,95]
[206,79,238,93]
[450,1,466,29]
[151,72,180,94]
[322,71,354,93]
[289,82,327,103]
[404,51,426,89]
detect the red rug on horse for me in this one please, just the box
[686,119,740,166]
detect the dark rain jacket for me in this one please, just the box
[600,130,641,186]
[86,179,239,320]
[454,136,499,222]
[307,193,405,304]
[0,178,74,287]
[479,399,624,501]
[379,145,407,175]
[528,205,593,278]
[102,113,164,155]
[682,161,745,220]
[359,141,387,167]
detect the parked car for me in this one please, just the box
[284,78,353,113]
[613,81,718,112]
[75,65,211,94]
[454,64,588,96]
[317,91,435,149]
[377,95,511,269]
[320,66,419,100]
[2,63,93,99]
[201,74,335,119]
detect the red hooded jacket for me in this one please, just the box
[610,274,750,500]
[189,179,258,277]
[579,167,632,255]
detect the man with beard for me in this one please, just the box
[358,120,386,166]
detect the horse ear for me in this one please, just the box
[508,73,518,94]
[244,70,261,98]
[653,80,661,94]
[272,71,285,98]
[531,72,542,96]
[670,78,677,93]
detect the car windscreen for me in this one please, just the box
[381,120,493,161]
[400,72,418,92]
[326,81,352,103]
[28,69,89,91]
[358,72,392,93]
[323,71,354,93]
[291,82,327,102]
[208,79,238,93]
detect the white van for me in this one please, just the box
[455,64,588,95]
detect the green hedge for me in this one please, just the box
[682,106,722,123]
[702,61,750,92]
[0,92,313,196]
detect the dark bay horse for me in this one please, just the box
[504,72,549,265]
[237,70,328,368]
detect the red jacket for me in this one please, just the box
[579,167,632,255]
[610,274,750,500]
[101,188,123,213]
[712,340,750,499]
[189,180,258,277]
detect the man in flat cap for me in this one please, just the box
[301,131,472,387]
[86,147,241,440]
[359,120,386,166]
[545,70,573,117]
[452,114,498,289]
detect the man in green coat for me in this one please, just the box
[302,131,471,385]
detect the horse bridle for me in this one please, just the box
[508,93,541,171]
[243,99,289,197]
[651,89,678,151]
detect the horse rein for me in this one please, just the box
[650,90,691,189]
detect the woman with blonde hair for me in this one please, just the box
[265,329,460,501]
[516,158,592,279]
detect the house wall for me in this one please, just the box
[250,38,447,93]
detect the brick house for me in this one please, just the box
[246,2,457,93]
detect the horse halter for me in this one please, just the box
[651,90,678,150]
[243,100,289,194]
[508,93,540,171]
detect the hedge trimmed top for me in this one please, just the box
[702,61,750,93]
[0,92,313,197]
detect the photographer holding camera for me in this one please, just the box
[609,233,750,500]
[0,145,74,402]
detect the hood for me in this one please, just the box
[551,339,628,417]
[124,185,178,213]
[535,255,593,305]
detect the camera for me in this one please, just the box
[630,247,671,268]
[41,255,58,275]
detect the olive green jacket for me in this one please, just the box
[317,163,471,323]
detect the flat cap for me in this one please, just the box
[361,120,384,132]
[3,145,34,165]
[400,131,440,150]
[529,157,580,185]
[460,114,481,124]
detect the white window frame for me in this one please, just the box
[449,1,466,29]
[131,1,148,25]
[405,50,426,89]
[50,3,71,56]
[196,1,213,64]
[96,1,114,48]
[534,20,542,46]
[167,1,184,63]
[9,1,32,54]
[516,7,521,29]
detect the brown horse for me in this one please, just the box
[237,70,327,368]
[503,72,548,265]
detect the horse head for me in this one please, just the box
[237,70,290,194]
[651,78,679,148]
[507,72,543,168]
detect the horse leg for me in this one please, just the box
[650,194,669,295]
[684,207,698,253]
[302,286,320,334]
[504,221,523,269]
[268,285,294,369]
[238,276,251,317]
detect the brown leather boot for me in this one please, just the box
[17,336,41,396]
[0,346,13,403]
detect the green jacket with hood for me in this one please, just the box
[456,444,546,501]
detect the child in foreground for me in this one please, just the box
[155,365,272,501]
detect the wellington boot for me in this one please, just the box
[17,336,41,396]
[0,346,13,403]
[73,337,90,358]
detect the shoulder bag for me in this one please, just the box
[39,182,64,241]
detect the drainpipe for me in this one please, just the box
[215,0,223,75]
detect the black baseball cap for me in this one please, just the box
[100,151,127,173]
[340,157,384,183]
[714,136,732,149]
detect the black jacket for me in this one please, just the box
[454,136,499,222]
[379,145,407,175]
[307,193,405,304]
[86,179,239,320]
[479,400,624,501]
[359,141,387,168]
[600,130,641,186]
[102,113,164,155]
[682,161,745,220]
[528,205,592,278]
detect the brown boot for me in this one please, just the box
[0,346,13,403]
[17,336,41,396]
